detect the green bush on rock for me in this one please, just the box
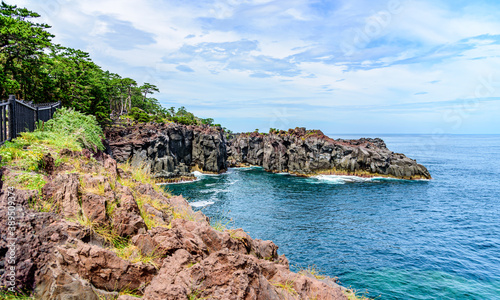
[42,107,105,151]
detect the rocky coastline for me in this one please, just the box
[0,149,350,299]
[227,128,431,180]
[105,122,228,182]
[0,119,432,299]
[105,123,431,181]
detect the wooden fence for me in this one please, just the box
[0,95,61,145]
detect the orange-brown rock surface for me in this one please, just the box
[0,150,349,299]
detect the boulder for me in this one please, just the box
[54,238,157,292]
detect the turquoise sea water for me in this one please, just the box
[166,135,500,300]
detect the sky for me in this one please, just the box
[10,0,500,134]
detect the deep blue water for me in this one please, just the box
[166,135,500,300]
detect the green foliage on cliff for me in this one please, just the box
[0,2,164,124]
[0,291,33,299]
[1,2,226,131]
[0,108,102,176]
[43,107,104,151]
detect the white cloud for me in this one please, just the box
[9,0,500,133]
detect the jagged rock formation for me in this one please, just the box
[106,124,431,180]
[105,122,228,180]
[227,128,431,179]
[0,149,349,299]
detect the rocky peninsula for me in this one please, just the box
[106,123,431,181]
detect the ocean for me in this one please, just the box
[166,134,500,300]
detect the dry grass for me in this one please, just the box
[118,161,163,193]
[299,265,327,280]
[272,279,298,298]
[111,242,162,269]
[343,288,379,300]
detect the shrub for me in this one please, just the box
[42,107,104,151]
[129,107,151,123]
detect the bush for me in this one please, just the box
[129,107,151,123]
[42,107,104,151]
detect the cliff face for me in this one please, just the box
[105,124,431,180]
[228,128,431,179]
[0,150,349,300]
[105,123,227,179]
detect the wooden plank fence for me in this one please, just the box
[0,95,61,145]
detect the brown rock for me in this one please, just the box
[81,194,108,226]
[112,185,146,237]
[51,173,81,219]
[55,238,157,292]
[35,263,103,300]
[0,189,90,291]
[143,249,345,300]
[103,153,118,179]
[42,153,55,175]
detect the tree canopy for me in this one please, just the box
[0,2,221,128]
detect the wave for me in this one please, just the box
[189,200,215,208]
[192,171,221,178]
[311,175,425,184]
[156,178,200,185]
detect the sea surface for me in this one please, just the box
[165,135,500,300]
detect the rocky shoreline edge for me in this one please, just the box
[105,123,431,181]
[0,118,431,299]
[1,149,354,299]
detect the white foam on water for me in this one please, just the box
[312,175,426,184]
[192,171,221,178]
[189,200,214,208]
[156,178,200,185]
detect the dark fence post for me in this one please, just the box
[8,95,16,140]
[36,106,39,123]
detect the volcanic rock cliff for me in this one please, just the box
[227,128,431,179]
[0,151,349,299]
[105,124,431,181]
[105,122,228,180]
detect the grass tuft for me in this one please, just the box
[343,288,379,300]
[272,279,298,297]
[297,264,327,280]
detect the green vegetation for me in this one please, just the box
[343,289,379,300]
[111,241,162,269]
[210,218,232,232]
[298,265,327,280]
[0,109,98,193]
[0,2,223,129]
[269,128,279,134]
[187,289,207,300]
[272,279,298,297]
[117,287,142,299]
[44,107,104,151]
[0,291,33,300]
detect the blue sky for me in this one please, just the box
[12,0,500,134]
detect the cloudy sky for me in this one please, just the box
[11,0,500,134]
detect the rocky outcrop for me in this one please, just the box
[0,149,349,299]
[106,123,430,180]
[105,123,227,179]
[228,128,432,179]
